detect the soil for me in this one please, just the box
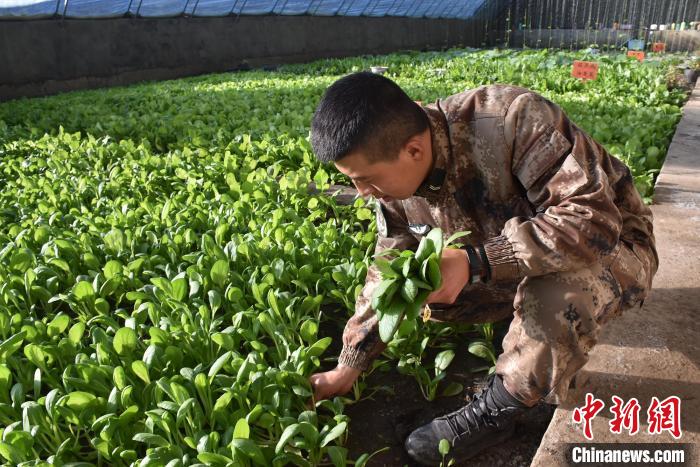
[317,314,555,467]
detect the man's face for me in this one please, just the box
[334,131,433,202]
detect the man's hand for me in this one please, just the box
[309,365,362,401]
[426,248,469,304]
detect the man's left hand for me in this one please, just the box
[426,248,470,304]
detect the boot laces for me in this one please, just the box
[444,389,497,438]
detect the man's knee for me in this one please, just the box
[513,263,620,342]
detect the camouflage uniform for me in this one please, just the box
[337,85,658,406]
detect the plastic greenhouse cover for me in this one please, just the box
[0,0,488,19]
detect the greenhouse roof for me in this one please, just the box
[0,0,490,20]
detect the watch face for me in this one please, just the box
[408,223,433,236]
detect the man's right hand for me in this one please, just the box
[309,365,362,401]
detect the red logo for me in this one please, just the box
[648,396,682,439]
[573,394,683,440]
[609,396,641,435]
[572,393,605,440]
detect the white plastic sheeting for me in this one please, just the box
[0,0,489,19]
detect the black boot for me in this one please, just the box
[405,374,530,466]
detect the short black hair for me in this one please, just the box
[310,72,429,163]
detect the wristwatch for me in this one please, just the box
[465,245,481,284]
[465,245,491,284]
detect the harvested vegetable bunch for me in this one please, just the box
[371,228,469,342]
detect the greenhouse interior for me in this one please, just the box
[0,1,699,466]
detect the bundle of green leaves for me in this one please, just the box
[371,228,468,343]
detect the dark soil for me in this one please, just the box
[318,313,555,467]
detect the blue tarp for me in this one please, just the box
[0,0,489,19]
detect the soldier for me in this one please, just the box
[308,72,657,465]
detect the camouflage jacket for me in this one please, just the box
[338,85,658,371]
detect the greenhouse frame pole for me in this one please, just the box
[228,0,241,16]
[426,1,443,18]
[189,0,201,17]
[407,0,422,17]
[278,0,291,15]
[62,0,69,18]
[335,0,349,16]
[235,0,249,20]
[386,0,399,17]
[270,0,284,15]
[344,0,359,16]
[311,0,326,16]
[135,0,144,17]
[435,1,454,18]
[447,1,463,19]
[363,0,382,16]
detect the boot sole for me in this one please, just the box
[446,423,516,464]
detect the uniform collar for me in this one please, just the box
[414,101,451,201]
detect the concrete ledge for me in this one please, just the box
[531,82,700,465]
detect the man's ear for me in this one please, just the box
[404,132,428,161]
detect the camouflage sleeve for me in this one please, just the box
[482,91,623,281]
[337,199,418,371]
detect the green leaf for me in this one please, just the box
[131,360,150,384]
[197,452,233,465]
[439,438,451,456]
[378,299,405,343]
[231,438,266,465]
[208,351,231,379]
[68,322,85,346]
[468,340,496,364]
[133,432,169,447]
[370,278,399,311]
[63,391,96,411]
[233,418,250,439]
[321,421,347,447]
[402,256,417,277]
[415,235,434,263]
[73,281,95,303]
[426,227,444,255]
[113,366,128,390]
[326,445,348,467]
[210,259,230,288]
[373,258,399,278]
[275,423,300,453]
[426,254,442,290]
[10,250,32,272]
[104,228,126,255]
[445,230,470,247]
[300,320,318,343]
[313,168,329,189]
[0,442,23,464]
[113,327,138,356]
[435,350,455,372]
[405,290,430,321]
[171,277,187,302]
[441,382,464,397]
[208,289,222,312]
[400,278,418,303]
[24,344,46,368]
[0,332,25,359]
[307,337,332,358]
[47,314,70,336]
[356,207,373,220]
[103,260,122,279]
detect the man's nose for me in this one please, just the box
[354,181,375,198]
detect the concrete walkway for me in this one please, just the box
[531,82,700,465]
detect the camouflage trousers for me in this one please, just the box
[425,241,654,406]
